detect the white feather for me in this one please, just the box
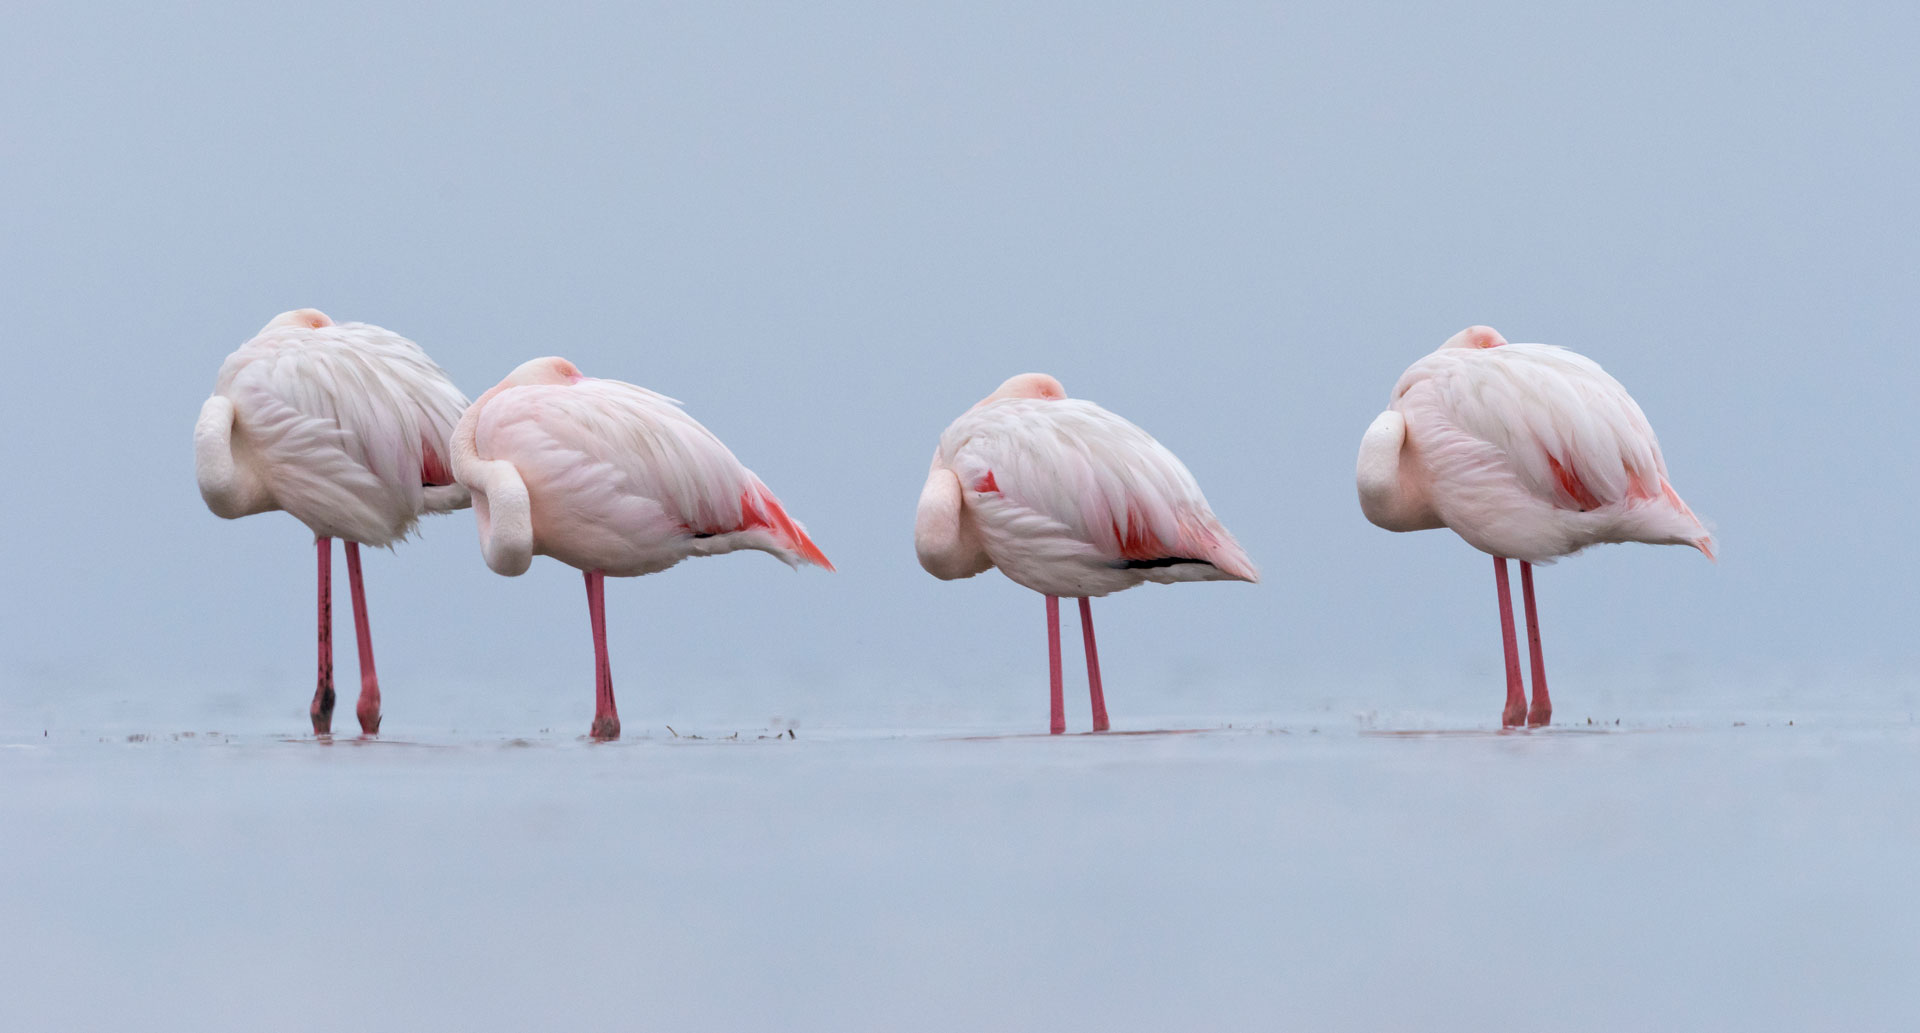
[924,396,1256,598]
[195,319,471,545]
[459,375,828,578]
[1369,338,1713,563]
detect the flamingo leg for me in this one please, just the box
[1046,595,1064,735]
[1520,561,1552,727]
[1078,598,1110,732]
[585,570,621,741]
[343,542,383,735]
[1493,557,1526,729]
[311,537,335,735]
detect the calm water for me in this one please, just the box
[4,679,1917,1032]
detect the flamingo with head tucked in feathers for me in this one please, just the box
[451,358,832,741]
[915,373,1258,734]
[194,309,471,735]
[1357,325,1714,728]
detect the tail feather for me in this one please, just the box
[1185,518,1259,583]
[1659,477,1716,562]
[739,484,834,571]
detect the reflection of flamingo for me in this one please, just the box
[916,374,1257,734]
[193,309,470,734]
[1358,326,1714,728]
[452,358,832,740]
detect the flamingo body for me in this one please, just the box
[195,309,470,544]
[1356,326,1713,728]
[193,309,470,735]
[917,377,1256,599]
[452,357,831,740]
[917,373,1254,733]
[1358,326,1711,563]
[453,361,831,578]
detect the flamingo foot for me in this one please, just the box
[357,695,382,735]
[1527,702,1552,728]
[1502,699,1527,729]
[310,687,335,735]
[590,715,621,741]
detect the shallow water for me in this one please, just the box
[5,696,1918,1032]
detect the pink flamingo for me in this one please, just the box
[915,374,1258,734]
[194,309,470,734]
[451,358,832,740]
[1357,326,1714,728]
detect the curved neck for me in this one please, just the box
[195,395,273,518]
[1356,410,1443,533]
[451,387,535,576]
[449,384,505,481]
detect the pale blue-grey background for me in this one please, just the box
[2,5,1918,1031]
[4,0,1914,730]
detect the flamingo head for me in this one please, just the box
[262,308,334,332]
[977,372,1067,407]
[500,356,586,388]
[1441,325,1508,350]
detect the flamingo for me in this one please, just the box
[915,374,1258,734]
[450,357,832,740]
[1357,325,1714,728]
[194,309,471,735]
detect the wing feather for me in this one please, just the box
[937,399,1256,580]
[477,379,828,567]
[213,321,471,541]
[1396,343,1671,513]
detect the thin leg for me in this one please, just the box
[1493,556,1526,729]
[344,542,382,734]
[1078,598,1110,732]
[1046,595,1064,735]
[585,570,620,740]
[1521,561,1551,727]
[311,537,335,735]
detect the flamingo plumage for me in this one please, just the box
[1357,325,1714,728]
[916,373,1257,734]
[451,357,832,740]
[193,308,471,734]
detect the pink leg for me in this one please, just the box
[1078,598,1110,732]
[1520,561,1551,727]
[585,570,620,740]
[1493,557,1526,729]
[1046,595,1064,734]
[311,537,335,735]
[344,542,382,734]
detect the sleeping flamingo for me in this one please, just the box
[451,357,832,740]
[194,309,470,735]
[915,374,1258,734]
[1357,326,1714,728]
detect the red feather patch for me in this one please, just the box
[421,440,455,486]
[1546,454,1603,511]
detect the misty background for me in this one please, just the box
[3,1,1916,733]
